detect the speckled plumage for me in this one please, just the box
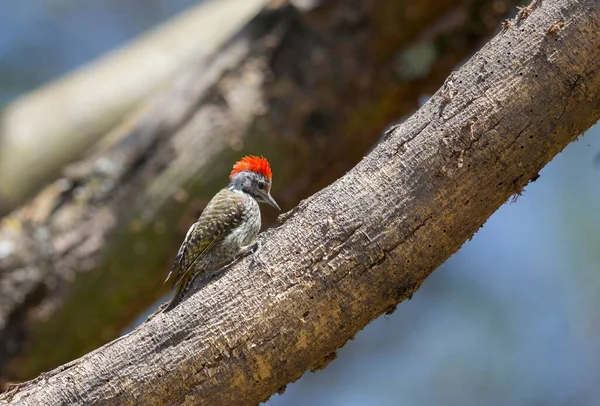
[164,189,260,310]
[164,156,278,310]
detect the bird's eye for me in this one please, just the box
[258,181,266,190]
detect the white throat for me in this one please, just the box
[227,185,245,194]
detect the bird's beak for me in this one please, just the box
[264,193,280,210]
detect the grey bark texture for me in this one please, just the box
[2,0,600,404]
[0,0,519,384]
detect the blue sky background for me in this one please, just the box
[1,2,599,405]
[0,0,197,107]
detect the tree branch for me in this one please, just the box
[2,0,600,404]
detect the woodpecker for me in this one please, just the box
[163,155,279,311]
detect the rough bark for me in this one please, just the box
[0,0,520,385]
[0,0,267,218]
[1,0,598,404]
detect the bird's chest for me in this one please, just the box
[224,199,261,250]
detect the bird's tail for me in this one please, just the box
[163,274,193,312]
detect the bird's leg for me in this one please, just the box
[239,240,262,266]
[251,240,262,262]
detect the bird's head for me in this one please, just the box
[229,155,280,210]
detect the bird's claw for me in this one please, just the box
[234,240,264,269]
[240,240,262,268]
[251,240,262,264]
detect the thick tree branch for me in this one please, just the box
[2,0,600,404]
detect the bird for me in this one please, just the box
[163,155,280,311]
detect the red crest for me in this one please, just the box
[230,155,272,180]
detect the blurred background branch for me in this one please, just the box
[0,0,267,218]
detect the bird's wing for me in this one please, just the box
[164,189,245,288]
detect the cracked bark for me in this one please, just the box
[2,0,600,404]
